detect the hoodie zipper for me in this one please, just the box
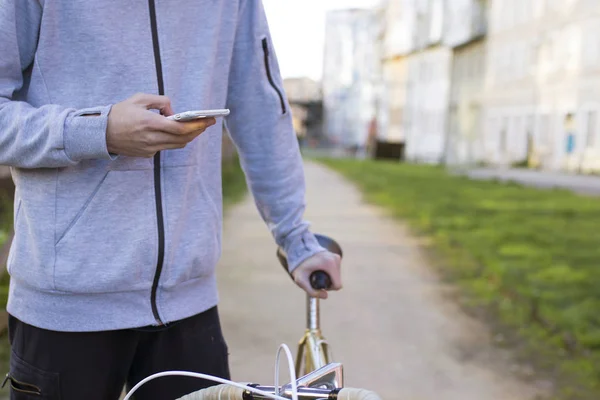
[262,38,286,115]
[148,0,166,326]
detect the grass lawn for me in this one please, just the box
[319,157,600,400]
[221,156,248,208]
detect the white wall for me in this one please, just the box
[405,46,453,163]
[383,0,418,57]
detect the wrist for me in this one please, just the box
[64,105,117,162]
[285,231,326,273]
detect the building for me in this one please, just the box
[283,77,322,104]
[373,0,487,166]
[322,8,381,154]
[324,0,600,172]
[284,78,324,146]
[403,0,452,164]
[371,0,454,164]
[405,45,453,163]
[372,0,412,160]
[483,0,600,172]
[375,55,408,159]
[444,0,488,166]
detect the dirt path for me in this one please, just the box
[217,161,549,399]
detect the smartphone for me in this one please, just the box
[167,109,230,122]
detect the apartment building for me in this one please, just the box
[483,0,600,171]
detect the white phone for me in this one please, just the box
[167,109,230,122]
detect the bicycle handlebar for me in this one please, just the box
[310,270,332,290]
[177,384,383,400]
[277,234,342,293]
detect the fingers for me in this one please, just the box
[127,115,214,157]
[143,130,200,150]
[164,117,217,135]
[144,113,216,136]
[143,113,216,136]
[127,93,218,133]
[292,252,342,299]
[294,273,328,299]
[326,254,343,290]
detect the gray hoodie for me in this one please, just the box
[0,0,325,332]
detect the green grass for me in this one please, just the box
[222,156,248,207]
[319,157,600,400]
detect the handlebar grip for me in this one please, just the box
[310,271,332,290]
[177,384,243,399]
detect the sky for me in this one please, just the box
[262,0,381,82]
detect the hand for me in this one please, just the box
[106,93,216,158]
[292,251,342,299]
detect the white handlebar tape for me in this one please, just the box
[177,384,244,400]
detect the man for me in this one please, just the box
[0,1,342,399]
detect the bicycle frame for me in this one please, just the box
[273,233,345,393]
[295,295,333,380]
[144,234,383,399]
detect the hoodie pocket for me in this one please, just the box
[54,170,157,293]
[262,37,287,115]
[161,166,221,288]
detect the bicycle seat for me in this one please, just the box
[277,234,343,272]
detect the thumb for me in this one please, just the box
[293,269,328,299]
[130,93,174,116]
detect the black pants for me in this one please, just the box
[6,307,230,400]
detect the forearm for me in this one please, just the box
[0,99,114,168]
[225,0,325,272]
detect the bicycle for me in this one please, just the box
[123,234,382,400]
